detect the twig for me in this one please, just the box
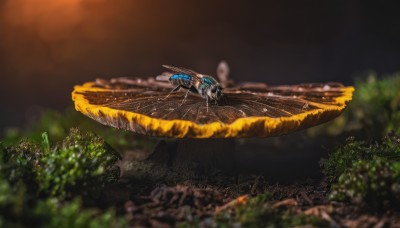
[215,195,249,214]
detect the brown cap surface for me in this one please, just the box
[72,77,354,138]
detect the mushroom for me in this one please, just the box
[72,63,354,173]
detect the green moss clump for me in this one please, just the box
[180,194,328,227]
[0,173,126,228]
[37,128,121,198]
[308,73,400,140]
[321,135,400,182]
[330,158,400,210]
[322,134,400,209]
[33,198,126,228]
[0,173,27,227]
[1,139,42,193]
[0,174,29,226]
[2,128,121,198]
[0,129,126,227]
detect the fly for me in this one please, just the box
[156,65,223,110]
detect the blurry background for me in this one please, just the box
[1,0,400,133]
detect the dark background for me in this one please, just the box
[1,0,400,132]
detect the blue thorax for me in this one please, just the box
[202,76,217,85]
[170,73,192,81]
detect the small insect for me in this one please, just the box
[157,65,223,107]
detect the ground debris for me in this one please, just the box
[266,179,329,207]
[342,215,386,228]
[273,198,298,209]
[124,184,225,227]
[215,195,249,213]
[106,172,400,227]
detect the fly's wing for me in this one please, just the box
[162,65,200,76]
[155,74,171,82]
[162,65,203,82]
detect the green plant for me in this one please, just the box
[1,139,42,193]
[322,134,400,209]
[0,174,126,228]
[0,129,127,227]
[330,158,400,210]
[36,128,121,198]
[321,135,400,182]
[1,128,121,198]
[34,198,127,228]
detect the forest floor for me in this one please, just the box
[99,135,400,228]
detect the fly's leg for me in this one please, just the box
[159,85,181,101]
[206,96,209,113]
[167,85,181,98]
[179,89,191,106]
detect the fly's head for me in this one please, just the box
[208,84,223,101]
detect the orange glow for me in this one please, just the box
[1,0,133,76]
[3,0,85,41]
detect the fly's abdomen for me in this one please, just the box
[170,73,193,88]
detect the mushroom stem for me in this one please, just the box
[150,138,236,174]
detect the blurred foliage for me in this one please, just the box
[33,198,126,228]
[330,158,400,210]
[321,134,400,182]
[180,194,328,227]
[322,134,400,210]
[1,128,121,198]
[1,139,41,193]
[0,129,126,227]
[0,174,126,228]
[2,107,157,152]
[308,72,400,140]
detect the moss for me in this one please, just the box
[179,194,328,227]
[330,158,400,210]
[0,174,126,228]
[0,139,42,193]
[321,134,400,182]
[36,128,121,198]
[1,128,121,198]
[33,198,127,228]
[322,134,400,210]
[0,174,29,227]
[0,130,127,227]
[308,73,400,140]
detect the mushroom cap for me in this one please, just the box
[72,77,354,138]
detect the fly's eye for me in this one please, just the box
[211,87,217,93]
